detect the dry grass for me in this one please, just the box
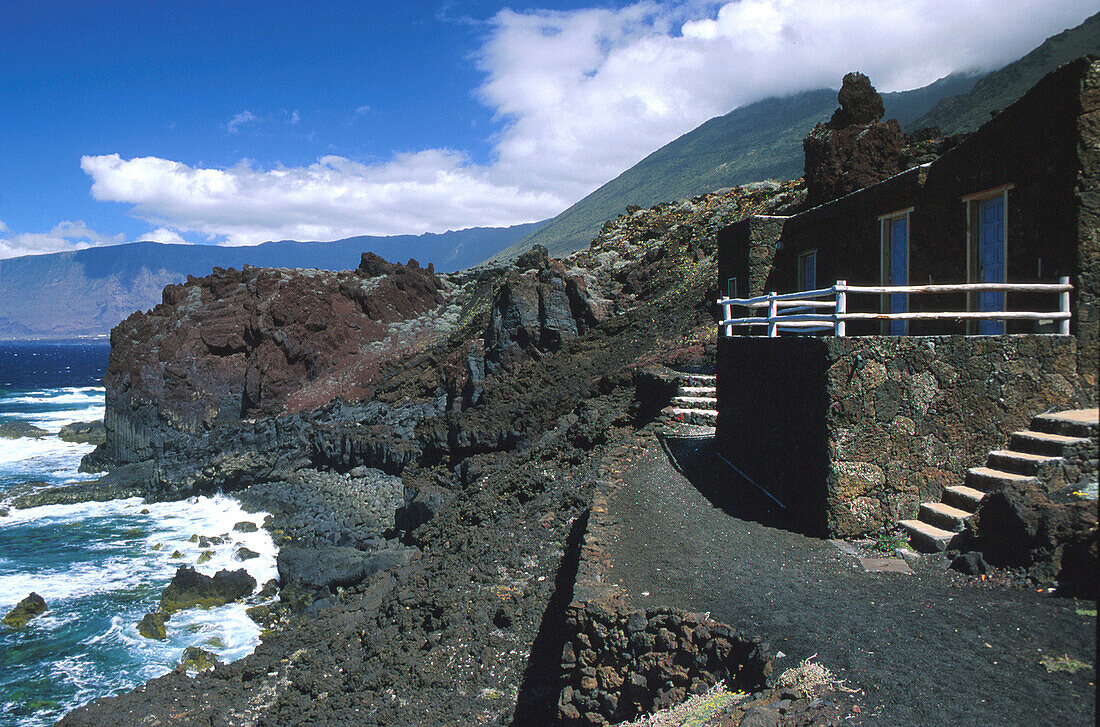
[775,654,856,699]
[617,681,747,727]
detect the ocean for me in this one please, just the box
[0,341,277,726]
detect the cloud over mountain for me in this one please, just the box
[77,0,1095,247]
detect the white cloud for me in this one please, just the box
[81,152,566,244]
[0,221,125,260]
[290,109,300,125]
[227,110,258,133]
[79,0,1095,245]
[142,227,188,244]
[0,219,8,233]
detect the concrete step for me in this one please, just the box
[678,386,716,397]
[900,519,955,552]
[1009,429,1091,457]
[943,485,986,511]
[986,449,1063,478]
[919,502,973,532]
[672,396,718,410]
[966,466,1040,492]
[664,407,717,426]
[1030,408,1099,439]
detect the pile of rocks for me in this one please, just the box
[558,602,773,726]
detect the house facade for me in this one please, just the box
[714,57,1098,537]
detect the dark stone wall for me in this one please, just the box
[715,336,830,534]
[1075,58,1099,398]
[717,216,787,302]
[717,334,1083,538]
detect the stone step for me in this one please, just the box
[919,502,973,532]
[1030,408,1099,439]
[678,373,716,387]
[665,407,717,426]
[900,519,955,552]
[966,466,1040,492]
[943,485,986,511]
[1009,429,1092,457]
[672,396,718,410]
[986,449,1063,478]
[678,386,716,397]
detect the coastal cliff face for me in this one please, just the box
[100,255,444,464]
[66,180,807,726]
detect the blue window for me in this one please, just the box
[798,250,817,291]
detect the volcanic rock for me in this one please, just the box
[95,258,444,466]
[178,646,220,673]
[0,421,48,439]
[58,420,107,445]
[159,566,256,615]
[276,544,416,591]
[803,71,907,206]
[137,612,167,640]
[973,481,1098,597]
[2,592,47,627]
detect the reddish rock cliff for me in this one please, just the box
[101,255,443,463]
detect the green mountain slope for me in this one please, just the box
[909,12,1100,134]
[493,76,974,261]
[494,12,1100,261]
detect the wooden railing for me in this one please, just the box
[717,277,1072,337]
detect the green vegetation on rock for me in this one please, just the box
[178,646,220,673]
[2,592,47,628]
[137,612,167,640]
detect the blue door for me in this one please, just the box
[889,217,908,335]
[977,196,1005,334]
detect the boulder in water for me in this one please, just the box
[57,420,107,445]
[137,612,167,639]
[3,592,47,627]
[159,566,256,615]
[0,421,48,439]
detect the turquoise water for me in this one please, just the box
[0,342,277,726]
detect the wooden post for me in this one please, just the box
[767,293,778,338]
[1059,276,1071,335]
[723,301,733,337]
[835,280,847,337]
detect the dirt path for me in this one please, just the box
[604,426,1096,726]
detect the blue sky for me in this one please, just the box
[1,0,1095,258]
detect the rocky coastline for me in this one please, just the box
[26,180,809,726]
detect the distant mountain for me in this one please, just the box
[0,222,543,339]
[491,12,1099,261]
[909,11,1100,134]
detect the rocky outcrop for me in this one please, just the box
[0,421,47,439]
[58,420,107,445]
[97,256,443,465]
[276,544,415,591]
[972,482,1097,598]
[803,72,907,207]
[2,592,47,628]
[159,567,256,614]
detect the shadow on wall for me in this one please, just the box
[659,430,793,532]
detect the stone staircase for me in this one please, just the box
[900,408,1099,552]
[662,374,718,427]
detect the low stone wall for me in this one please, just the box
[718,334,1085,537]
[557,435,772,725]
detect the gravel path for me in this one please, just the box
[605,426,1096,727]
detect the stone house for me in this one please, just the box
[715,57,1098,537]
